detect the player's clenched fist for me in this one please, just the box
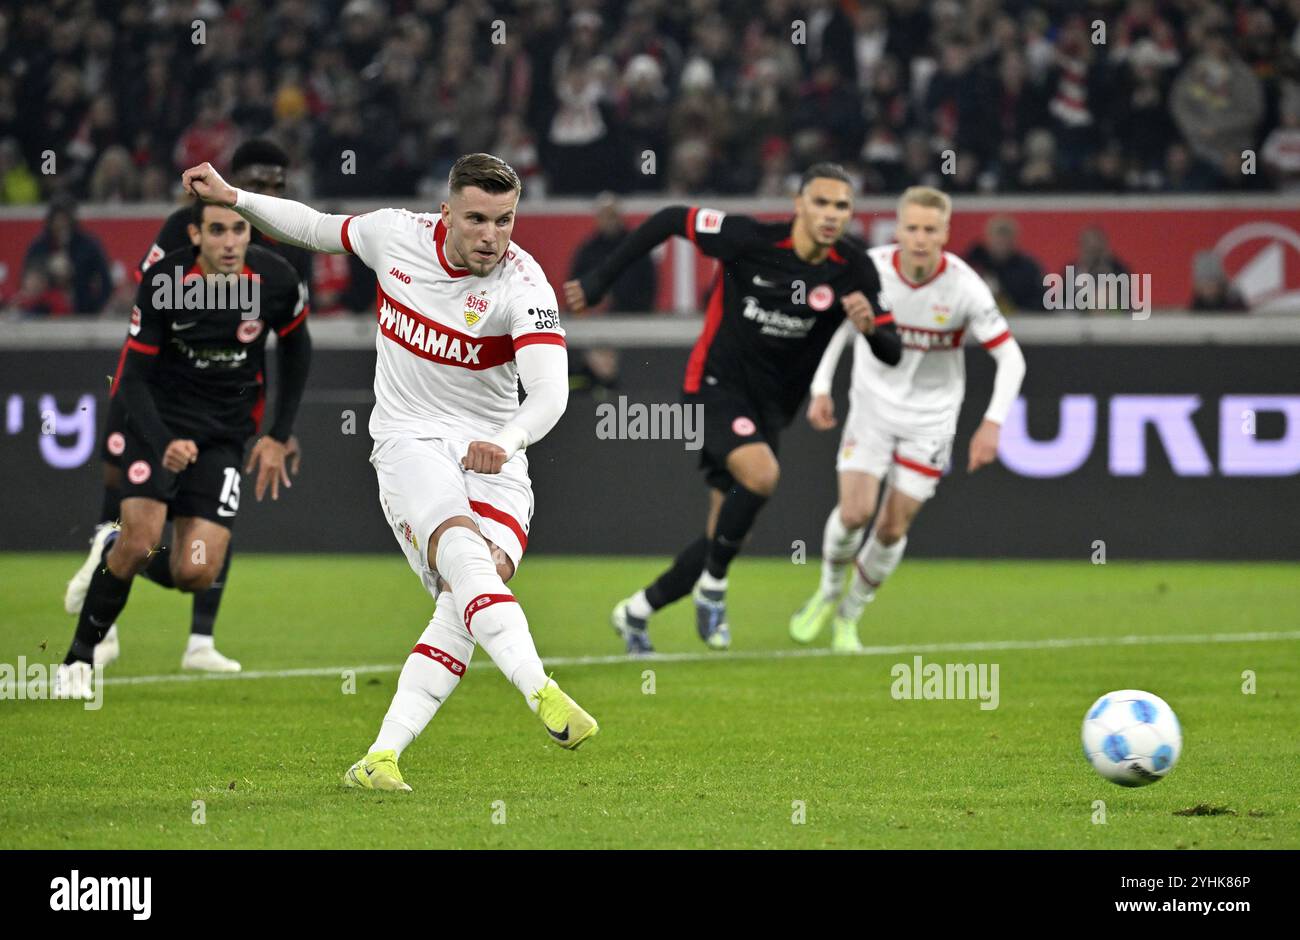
[461,441,508,474]
[562,279,589,314]
[162,439,199,473]
[807,393,837,431]
[842,291,875,334]
[182,162,238,207]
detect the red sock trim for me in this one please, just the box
[462,593,516,634]
[411,643,466,676]
[854,560,882,590]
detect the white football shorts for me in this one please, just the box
[370,437,534,596]
[836,400,953,502]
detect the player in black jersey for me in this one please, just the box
[55,201,312,698]
[565,163,901,653]
[82,139,310,672]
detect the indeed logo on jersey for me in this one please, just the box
[741,296,815,337]
[898,325,965,350]
[377,290,512,370]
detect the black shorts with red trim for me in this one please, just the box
[117,425,246,529]
[687,381,784,492]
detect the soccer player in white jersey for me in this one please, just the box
[789,187,1027,650]
[181,153,597,791]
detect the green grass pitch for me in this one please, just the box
[1,554,1296,849]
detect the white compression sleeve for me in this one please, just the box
[983,337,1026,425]
[232,190,350,253]
[810,319,854,397]
[486,343,570,459]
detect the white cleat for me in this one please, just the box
[65,522,120,615]
[181,646,242,673]
[53,662,97,701]
[93,624,120,667]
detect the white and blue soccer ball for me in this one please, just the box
[1081,690,1182,787]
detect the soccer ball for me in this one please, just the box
[1081,689,1182,787]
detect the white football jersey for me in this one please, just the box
[341,209,565,442]
[850,245,1012,435]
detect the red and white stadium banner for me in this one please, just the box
[3,197,1299,313]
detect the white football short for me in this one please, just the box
[836,400,953,502]
[370,437,534,596]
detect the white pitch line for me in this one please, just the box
[100,630,1300,687]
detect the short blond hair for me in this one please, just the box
[898,186,952,223]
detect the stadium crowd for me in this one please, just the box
[2,0,1299,204]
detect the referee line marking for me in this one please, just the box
[100,630,1300,687]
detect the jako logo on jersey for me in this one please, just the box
[899,326,966,350]
[376,291,512,369]
[107,432,125,456]
[808,284,835,311]
[389,267,412,284]
[128,460,151,484]
[236,320,264,343]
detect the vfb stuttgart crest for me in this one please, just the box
[464,290,490,326]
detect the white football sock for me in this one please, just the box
[820,506,865,599]
[435,526,547,710]
[626,589,653,620]
[186,634,214,653]
[372,592,473,757]
[697,570,727,593]
[839,533,908,622]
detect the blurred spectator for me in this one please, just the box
[21,196,113,314]
[568,193,657,313]
[172,93,238,173]
[6,266,73,317]
[88,145,140,202]
[1189,251,1249,312]
[965,215,1046,313]
[548,50,618,194]
[0,136,41,204]
[1017,128,1060,191]
[1115,40,1178,186]
[1069,227,1130,280]
[615,55,670,192]
[1170,30,1265,187]
[1045,16,1107,174]
[1260,85,1300,190]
